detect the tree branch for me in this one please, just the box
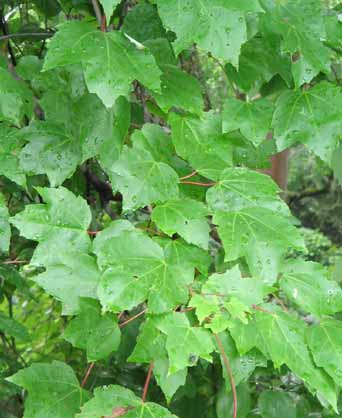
[179,171,197,180]
[142,362,154,402]
[180,180,216,187]
[0,11,16,66]
[91,0,103,28]
[81,362,95,388]
[0,32,53,41]
[119,309,147,328]
[214,333,237,418]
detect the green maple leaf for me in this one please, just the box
[97,96,131,172]
[0,124,26,187]
[273,82,342,164]
[122,3,167,43]
[19,121,82,187]
[229,317,258,355]
[222,98,274,147]
[203,266,271,309]
[108,124,178,210]
[207,168,288,282]
[307,319,342,387]
[206,168,288,214]
[153,358,187,401]
[76,385,178,418]
[154,0,262,65]
[325,12,342,53]
[245,239,283,285]
[213,207,305,262]
[0,312,30,342]
[258,391,296,418]
[152,198,210,249]
[151,64,203,115]
[129,316,187,400]
[0,67,33,126]
[161,238,212,275]
[0,193,10,253]
[130,123,175,164]
[191,266,272,332]
[64,298,120,361]
[98,0,121,22]
[7,361,89,418]
[155,312,215,374]
[43,21,161,107]
[216,332,267,392]
[10,187,92,266]
[169,112,232,180]
[16,56,42,81]
[225,35,292,92]
[33,252,100,314]
[261,0,330,87]
[109,146,179,211]
[95,222,194,312]
[129,316,168,363]
[40,91,127,165]
[254,305,337,411]
[280,260,342,317]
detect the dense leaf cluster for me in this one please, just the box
[1,0,342,417]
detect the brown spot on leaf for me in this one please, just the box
[103,407,132,418]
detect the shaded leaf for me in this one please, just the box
[109,146,179,211]
[122,3,166,43]
[151,64,203,115]
[64,298,120,361]
[152,198,209,249]
[0,312,30,342]
[0,192,10,253]
[155,312,214,374]
[169,112,232,180]
[273,82,342,164]
[225,35,291,92]
[10,187,92,266]
[33,252,100,314]
[76,385,178,418]
[19,121,82,186]
[222,98,274,147]
[0,124,26,187]
[8,361,89,418]
[260,0,330,87]
[0,67,33,125]
[154,358,187,401]
[258,391,296,418]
